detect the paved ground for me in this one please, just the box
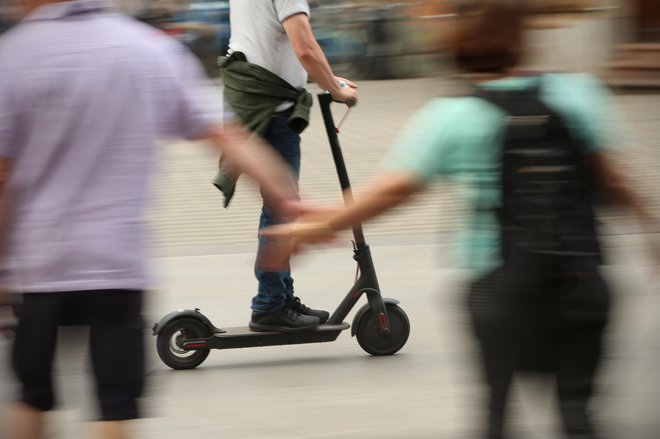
[1,77,659,438]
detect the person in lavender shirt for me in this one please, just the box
[0,1,299,438]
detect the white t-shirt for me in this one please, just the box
[228,0,310,90]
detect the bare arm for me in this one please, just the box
[263,172,423,246]
[282,13,358,105]
[328,173,423,232]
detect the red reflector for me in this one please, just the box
[378,313,389,331]
[184,342,208,349]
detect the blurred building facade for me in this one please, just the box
[3,1,656,85]
[114,0,187,15]
[352,0,660,86]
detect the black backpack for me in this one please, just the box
[474,82,602,273]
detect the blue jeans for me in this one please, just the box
[252,110,300,314]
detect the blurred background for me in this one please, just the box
[105,0,660,83]
[0,1,659,438]
[3,1,659,83]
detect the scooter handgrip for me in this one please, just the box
[319,91,356,108]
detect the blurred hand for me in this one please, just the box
[335,77,358,89]
[261,219,337,254]
[331,77,358,107]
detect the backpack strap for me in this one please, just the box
[473,79,559,134]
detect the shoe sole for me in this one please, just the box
[249,321,320,333]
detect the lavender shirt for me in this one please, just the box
[0,0,230,293]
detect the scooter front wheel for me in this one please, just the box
[356,304,410,356]
[156,317,211,370]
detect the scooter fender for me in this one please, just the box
[152,308,223,336]
[351,298,400,337]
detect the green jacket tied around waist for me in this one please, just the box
[213,51,313,206]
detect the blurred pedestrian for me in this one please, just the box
[214,0,358,333]
[264,1,659,437]
[0,1,298,438]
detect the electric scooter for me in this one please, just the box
[152,93,410,370]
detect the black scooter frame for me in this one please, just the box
[152,94,393,353]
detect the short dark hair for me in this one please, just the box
[448,0,528,74]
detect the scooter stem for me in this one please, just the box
[318,93,391,335]
[318,93,366,248]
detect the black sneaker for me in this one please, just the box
[249,307,320,333]
[287,296,330,324]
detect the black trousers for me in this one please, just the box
[11,290,145,421]
[468,260,610,439]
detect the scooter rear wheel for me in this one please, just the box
[157,317,211,370]
[356,304,410,356]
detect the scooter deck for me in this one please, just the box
[183,323,351,351]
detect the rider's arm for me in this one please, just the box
[282,13,356,104]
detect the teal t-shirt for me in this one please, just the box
[383,74,621,278]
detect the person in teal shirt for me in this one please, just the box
[265,1,658,438]
[383,72,621,280]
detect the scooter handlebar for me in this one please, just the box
[318,91,356,108]
[320,79,358,108]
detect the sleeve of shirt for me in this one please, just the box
[155,40,235,140]
[545,73,625,154]
[380,99,458,184]
[273,0,310,22]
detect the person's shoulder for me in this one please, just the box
[274,0,311,7]
[272,0,311,19]
[540,72,617,121]
[544,72,603,85]
[541,73,622,151]
[542,72,611,96]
